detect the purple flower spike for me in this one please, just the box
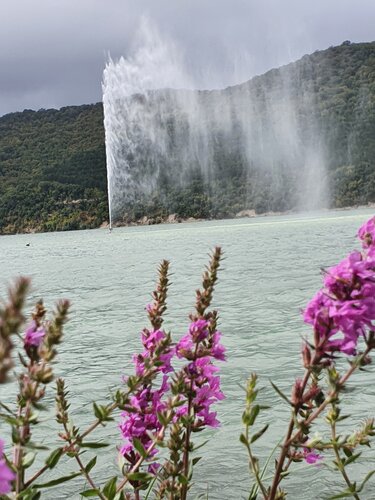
[24,321,45,347]
[303,217,375,358]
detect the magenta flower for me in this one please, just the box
[176,322,226,362]
[24,321,45,347]
[176,319,226,429]
[132,329,174,377]
[0,440,14,494]
[120,326,173,473]
[303,221,375,358]
[211,331,226,361]
[176,333,194,358]
[303,448,323,465]
[120,380,167,469]
[189,319,210,342]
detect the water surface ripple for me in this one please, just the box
[0,209,374,499]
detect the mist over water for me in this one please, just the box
[102,19,329,226]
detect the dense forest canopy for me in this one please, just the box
[1,41,375,234]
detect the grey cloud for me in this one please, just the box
[0,0,375,116]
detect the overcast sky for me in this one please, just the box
[1,0,374,116]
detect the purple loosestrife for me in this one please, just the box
[175,319,225,429]
[24,321,45,347]
[303,216,375,359]
[0,440,14,494]
[267,217,375,500]
[119,261,174,477]
[303,448,323,465]
[166,247,224,500]
[120,341,172,473]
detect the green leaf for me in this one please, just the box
[192,456,202,466]
[337,415,350,422]
[248,405,260,426]
[80,489,100,497]
[0,414,22,426]
[157,411,168,426]
[22,452,36,469]
[34,471,81,488]
[328,490,356,499]
[239,433,248,446]
[80,442,109,449]
[0,401,16,415]
[103,476,117,500]
[25,441,49,450]
[114,492,126,500]
[126,472,153,482]
[85,456,97,474]
[93,402,101,420]
[178,474,189,485]
[357,469,375,492]
[343,452,361,466]
[270,381,291,405]
[343,448,352,458]
[18,486,41,500]
[250,424,269,444]
[132,438,148,458]
[45,448,64,469]
[12,426,20,444]
[191,440,209,452]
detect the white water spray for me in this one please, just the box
[102,19,329,227]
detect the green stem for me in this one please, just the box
[25,401,119,488]
[268,363,314,499]
[245,425,268,499]
[331,410,360,500]
[62,420,106,500]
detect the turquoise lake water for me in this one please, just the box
[0,209,374,499]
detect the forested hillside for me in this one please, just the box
[1,41,375,234]
[0,104,107,233]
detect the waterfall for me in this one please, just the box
[102,19,328,227]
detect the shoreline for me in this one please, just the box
[101,203,375,230]
[1,204,374,237]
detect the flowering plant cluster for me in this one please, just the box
[118,248,225,499]
[241,216,375,499]
[0,249,225,500]
[0,218,374,500]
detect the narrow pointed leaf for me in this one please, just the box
[357,470,375,492]
[239,433,248,446]
[270,381,291,405]
[132,438,148,458]
[80,490,100,497]
[103,476,117,500]
[34,472,81,488]
[45,448,64,469]
[126,472,153,482]
[250,424,269,444]
[85,456,97,474]
[80,442,109,449]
